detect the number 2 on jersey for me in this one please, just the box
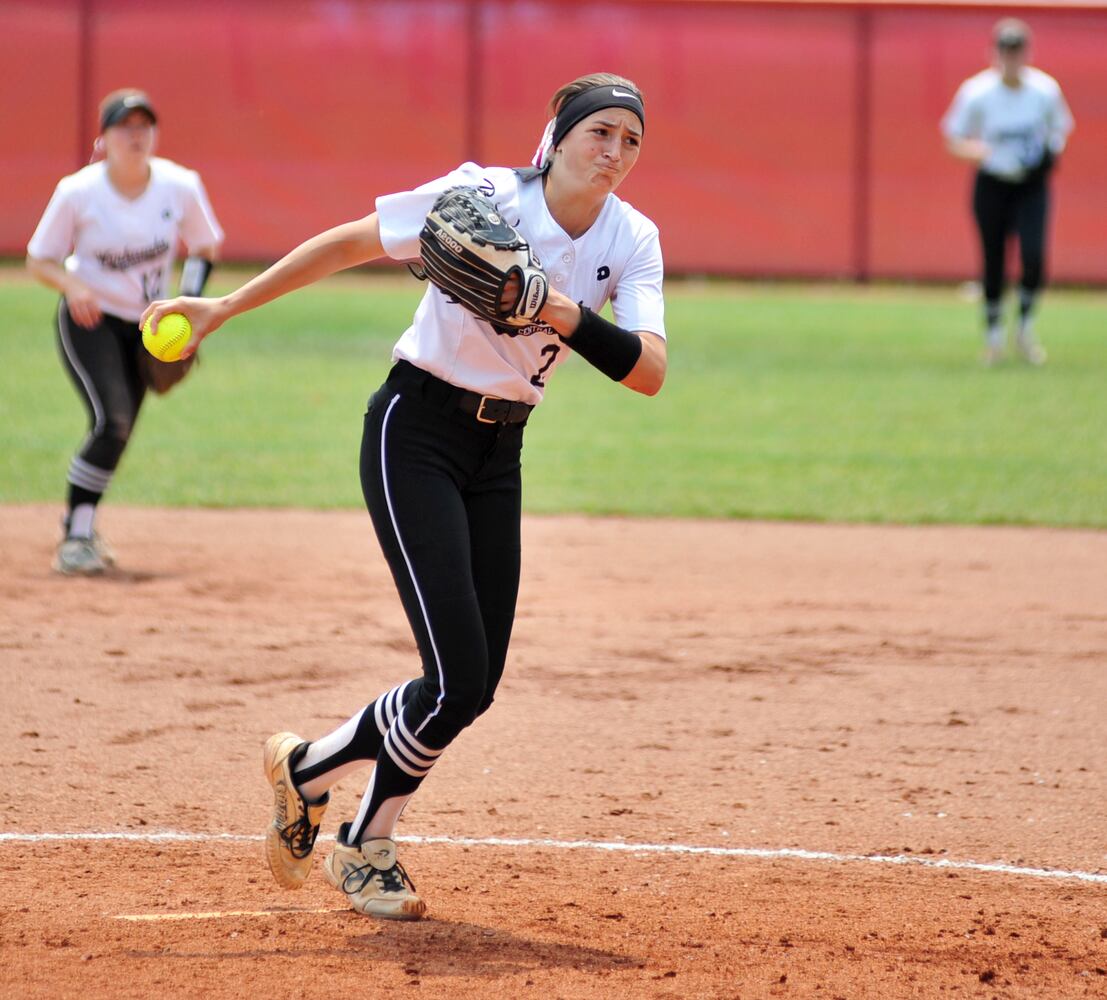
[530,343,560,388]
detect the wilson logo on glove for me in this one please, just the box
[525,279,545,314]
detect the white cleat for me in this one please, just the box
[1016,336,1047,366]
[323,823,426,921]
[53,536,106,576]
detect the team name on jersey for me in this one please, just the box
[494,320,555,338]
[96,240,170,271]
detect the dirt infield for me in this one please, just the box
[2,504,1105,999]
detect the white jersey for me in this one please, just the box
[27,157,224,322]
[942,67,1073,182]
[376,162,665,405]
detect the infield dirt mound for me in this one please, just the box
[1,505,1105,998]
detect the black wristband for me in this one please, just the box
[561,305,642,382]
[179,256,213,297]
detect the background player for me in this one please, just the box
[942,18,1074,366]
[141,72,665,921]
[27,89,223,574]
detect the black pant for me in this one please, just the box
[359,361,526,756]
[55,300,146,494]
[972,171,1049,305]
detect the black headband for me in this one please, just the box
[550,85,645,150]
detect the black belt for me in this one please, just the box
[389,361,533,425]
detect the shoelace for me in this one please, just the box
[342,859,417,896]
[279,814,320,860]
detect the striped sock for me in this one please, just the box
[293,680,417,802]
[1018,286,1036,319]
[68,456,113,496]
[346,709,446,843]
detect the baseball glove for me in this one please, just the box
[418,186,548,333]
[136,347,196,395]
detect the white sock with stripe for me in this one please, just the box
[293,681,417,802]
[67,504,97,539]
[346,714,445,844]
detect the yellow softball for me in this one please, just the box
[142,312,192,362]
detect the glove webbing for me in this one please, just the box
[433,195,528,251]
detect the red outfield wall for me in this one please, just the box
[3,0,1105,281]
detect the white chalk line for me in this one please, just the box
[3,830,1105,888]
[116,907,348,922]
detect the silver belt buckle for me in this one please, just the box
[475,395,500,424]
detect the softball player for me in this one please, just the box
[27,89,223,573]
[141,73,665,920]
[942,18,1074,366]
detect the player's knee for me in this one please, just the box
[439,685,486,731]
[102,412,136,446]
[473,691,496,719]
[407,675,486,735]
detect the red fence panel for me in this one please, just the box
[3,1,1105,282]
[480,2,862,277]
[1,1,82,255]
[90,0,472,257]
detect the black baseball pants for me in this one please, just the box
[972,171,1049,305]
[55,300,147,500]
[348,360,526,837]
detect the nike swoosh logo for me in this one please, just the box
[611,88,636,99]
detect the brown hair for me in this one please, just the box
[548,73,643,117]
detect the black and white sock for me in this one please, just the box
[1018,287,1038,336]
[65,485,102,539]
[345,705,445,844]
[984,299,1004,343]
[293,680,417,802]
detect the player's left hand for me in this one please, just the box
[139,296,229,360]
[500,272,521,314]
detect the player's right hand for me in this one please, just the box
[65,286,103,329]
[970,139,993,165]
[139,296,228,360]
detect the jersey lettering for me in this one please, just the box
[141,267,165,304]
[597,265,611,281]
[96,240,170,271]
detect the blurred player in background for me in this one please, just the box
[942,18,1074,366]
[141,72,665,921]
[26,89,223,574]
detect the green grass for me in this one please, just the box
[2,264,1105,526]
